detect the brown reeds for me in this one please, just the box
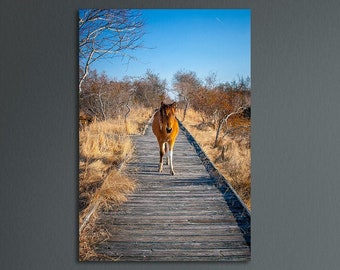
[79,106,152,261]
[179,108,251,210]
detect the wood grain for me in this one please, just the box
[96,123,251,261]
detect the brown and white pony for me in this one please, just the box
[152,102,179,175]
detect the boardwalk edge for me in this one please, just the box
[178,120,251,220]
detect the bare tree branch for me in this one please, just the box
[213,106,248,148]
[79,9,145,92]
[172,70,202,121]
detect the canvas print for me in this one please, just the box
[79,9,251,261]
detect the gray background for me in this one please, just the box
[1,0,340,269]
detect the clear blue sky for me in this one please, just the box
[92,9,250,89]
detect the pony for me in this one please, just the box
[152,101,179,175]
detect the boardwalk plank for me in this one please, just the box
[96,123,250,261]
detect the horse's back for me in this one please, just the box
[151,110,161,136]
[171,117,179,137]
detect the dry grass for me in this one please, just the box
[179,108,251,210]
[125,106,153,135]
[90,170,137,210]
[79,218,111,261]
[80,120,131,161]
[79,106,152,261]
[79,170,137,261]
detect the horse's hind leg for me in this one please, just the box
[164,142,169,165]
[168,141,175,175]
[158,142,165,172]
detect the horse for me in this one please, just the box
[152,101,179,175]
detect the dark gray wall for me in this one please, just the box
[1,0,340,269]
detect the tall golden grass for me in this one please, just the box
[179,108,251,210]
[79,106,152,261]
[125,106,153,134]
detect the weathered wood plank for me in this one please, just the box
[102,234,248,243]
[98,229,245,237]
[95,243,250,261]
[107,209,235,216]
[96,123,251,261]
[97,248,250,258]
[99,226,245,234]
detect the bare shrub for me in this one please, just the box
[180,108,251,210]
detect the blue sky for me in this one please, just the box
[91,9,250,89]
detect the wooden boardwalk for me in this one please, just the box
[96,122,251,261]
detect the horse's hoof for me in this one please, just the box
[170,170,175,176]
